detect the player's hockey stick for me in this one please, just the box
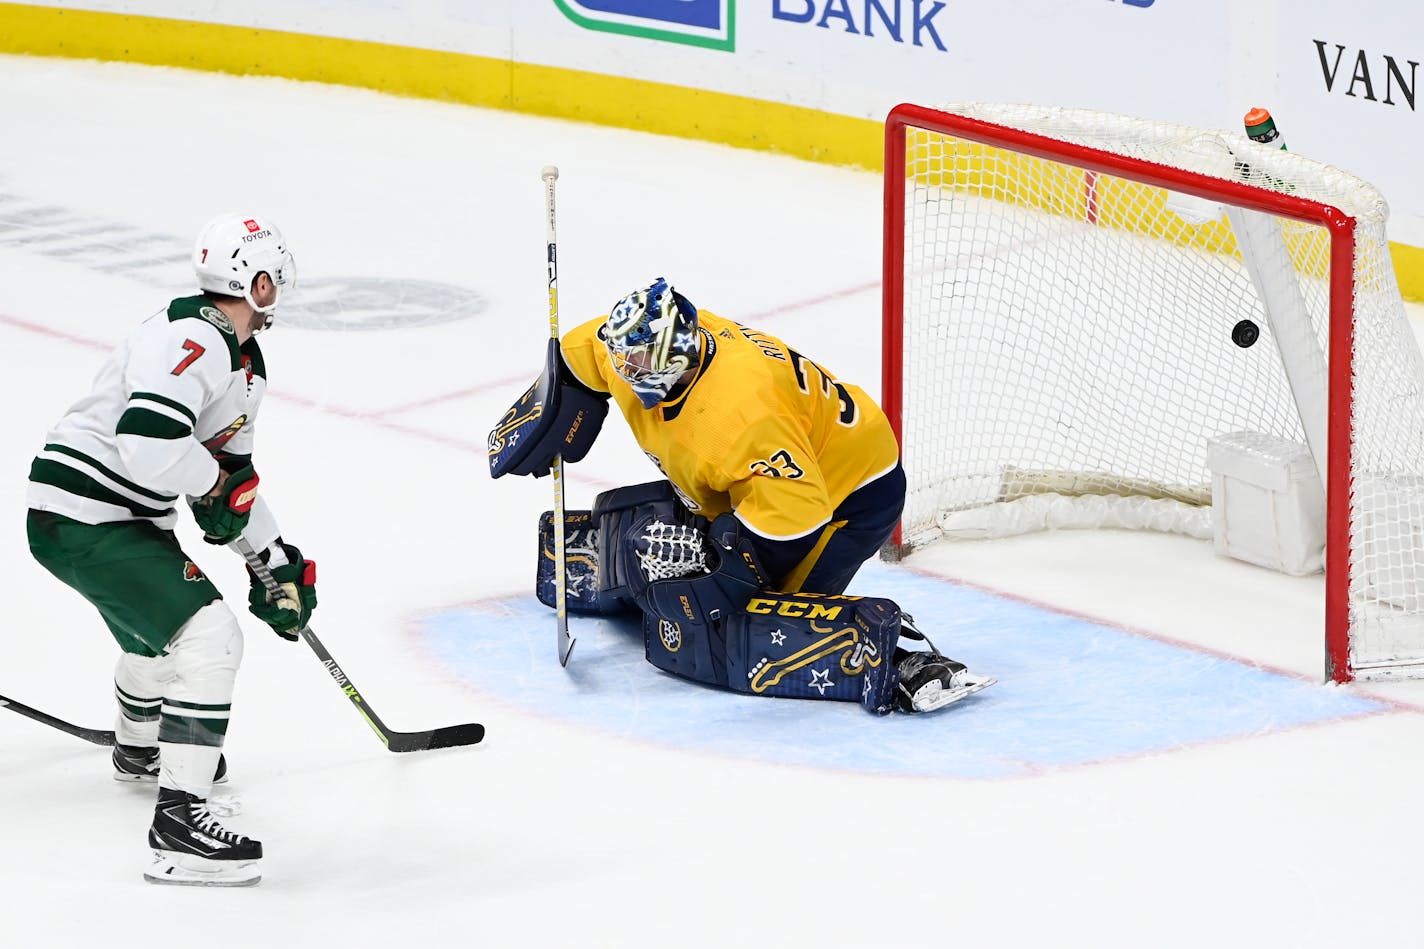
[542,163,576,668]
[0,693,115,746]
[235,539,485,753]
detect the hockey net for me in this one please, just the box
[883,102,1424,682]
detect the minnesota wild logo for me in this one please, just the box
[202,415,248,454]
[198,306,235,335]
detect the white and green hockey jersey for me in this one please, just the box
[27,296,282,547]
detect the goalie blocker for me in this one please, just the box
[487,338,609,479]
[536,482,914,715]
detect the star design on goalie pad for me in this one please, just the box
[808,668,833,695]
[770,629,786,646]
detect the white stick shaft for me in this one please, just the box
[542,166,573,665]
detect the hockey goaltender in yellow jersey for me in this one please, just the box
[559,306,899,546]
[488,276,995,715]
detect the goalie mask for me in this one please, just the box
[193,215,297,330]
[602,277,700,409]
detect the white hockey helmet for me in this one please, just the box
[193,215,296,326]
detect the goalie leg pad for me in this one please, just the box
[643,593,904,714]
[644,613,732,690]
[535,510,635,615]
[533,481,712,617]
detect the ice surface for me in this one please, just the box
[3,54,1424,948]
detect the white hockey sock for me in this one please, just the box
[157,742,225,798]
[157,601,244,799]
[114,652,167,747]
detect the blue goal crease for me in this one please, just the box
[418,562,1387,779]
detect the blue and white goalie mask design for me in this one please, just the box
[602,277,700,409]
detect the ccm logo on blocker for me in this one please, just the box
[553,0,735,50]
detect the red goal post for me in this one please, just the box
[881,102,1424,683]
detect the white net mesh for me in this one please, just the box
[889,103,1424,679]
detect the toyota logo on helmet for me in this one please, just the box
[193,213,297,329]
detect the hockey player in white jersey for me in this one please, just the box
[25,215,317,887]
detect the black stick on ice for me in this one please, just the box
[0,693,115,746]
[236,539,485,752]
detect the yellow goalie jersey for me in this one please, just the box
[560,309,900,543]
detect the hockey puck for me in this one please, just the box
[1232,319,1260,348]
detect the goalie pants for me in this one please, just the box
[28,510,242,796]
[769,463,906,595]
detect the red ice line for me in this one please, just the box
[0,310,499,454]
[3,277,881,467]
[2,278,869,445]
[0,311,629,488]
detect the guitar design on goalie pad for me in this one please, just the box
[540,515,601,601]
[747,622,881,695]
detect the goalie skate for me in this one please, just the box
[894,651,996,713]
[143,787,262,887]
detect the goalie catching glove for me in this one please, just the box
[190,462,259,544]
[629,511,767,627]
[246,542,317,641]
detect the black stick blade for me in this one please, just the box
[1,694,115,746]
[386,722,486,753]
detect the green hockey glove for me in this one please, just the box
[191,463,259,544]
[247,544,317,641]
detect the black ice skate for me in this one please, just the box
[113,744,227,784]
[893,649,996,713]
[144,787,262,887]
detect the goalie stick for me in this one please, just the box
[236,539,485,753]
[0,693,115,746]
[543,163,576,668]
